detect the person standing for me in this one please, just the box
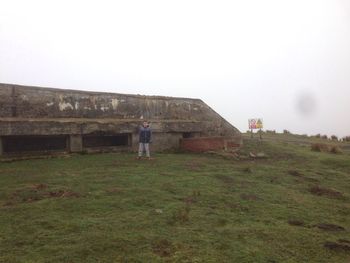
[138,121,152,159]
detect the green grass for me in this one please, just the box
[0,136,349,262]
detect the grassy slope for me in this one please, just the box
[0,136,349,262]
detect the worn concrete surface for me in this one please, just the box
[0,83,242,155]
[69,135,83,153]
[0,137,3,155]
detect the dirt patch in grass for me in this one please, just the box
[227,203,249,212]
[302,177,319,183]
[183,196,197,204]
[324,241,350,252]
[161,183,177,194]
[111,160,131,167]
[288,220,305,227]
[168,206,191,225]
[217,218,228,226]
[4,185,80,205]
[159,172,173,176]
[10,188,44,203]
[184,159,204,172]
[240,193,261,201]
[106,188,122,194]
[288,170,303,177]
[31,183,48,190]
[152,239,174,257]
[287,170,319,183]
[182,190,201,204]
[3,201,15,207]
[242,167,252,173]
[238,180,256,188]
[309,185,344,199]
[215,174,235,186]
[47,190,80,198]
[315,223,345,231]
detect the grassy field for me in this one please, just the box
[0,135,349,262]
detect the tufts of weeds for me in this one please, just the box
[151,239,174,257]
[168,206,191,225]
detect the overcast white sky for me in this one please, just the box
[1,0,349,137]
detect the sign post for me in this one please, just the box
[248,118,263,140]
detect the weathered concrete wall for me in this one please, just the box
[0,83,242,155]
[0,137,3,155]
[69,135,83,153]
[136,132,185,152]
[0,83,239,136]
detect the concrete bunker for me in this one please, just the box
[0,83,242,156]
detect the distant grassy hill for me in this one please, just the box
[0,134,349,262]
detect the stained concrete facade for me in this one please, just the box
[0,83,242,155]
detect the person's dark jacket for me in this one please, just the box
[139,126,152,143]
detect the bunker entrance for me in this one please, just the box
[82,134,130,148]
[182,132,200,138]
[2,135,68,154]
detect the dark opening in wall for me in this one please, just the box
[82,134,130,148]
[183,132,196,138]
[3,135,68,153]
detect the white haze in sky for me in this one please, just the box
[1,0,349,137]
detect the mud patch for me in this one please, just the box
[288,220,305,227]
[324,241,350,252]
[309,185,344,199]
[315,223,345,231]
